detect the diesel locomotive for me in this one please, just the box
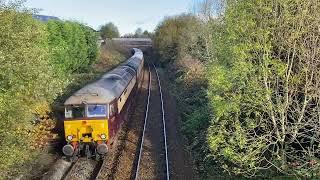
[62,48,144,159]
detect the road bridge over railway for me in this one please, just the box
[105,38,153,53]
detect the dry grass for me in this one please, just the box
[175,55,206,87]
[94,44,125,73]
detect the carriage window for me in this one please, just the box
[65,106,85,119]
[87,105,107,118]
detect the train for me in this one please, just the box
[62,48,144,160]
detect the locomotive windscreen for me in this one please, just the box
[87,105,108,118]
[65,104,108,119]
[65,106,85,119]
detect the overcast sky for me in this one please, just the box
[25,0,193,35]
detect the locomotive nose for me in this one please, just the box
[63,144,74,156]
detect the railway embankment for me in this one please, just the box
[157,67,197,179]
[153,14,216,179]
[103,52,196,180]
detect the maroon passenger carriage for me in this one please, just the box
[62,48,144,158]
[106,48,145,144]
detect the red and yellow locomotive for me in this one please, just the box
[62,48,144,159]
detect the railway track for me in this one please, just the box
[41,157,102,180]
[154,64,170,180]
[98,63,169,180]
[44,62,170,180]
[134,64,170,180]
[61,66,150,180]
[63,158,102,180]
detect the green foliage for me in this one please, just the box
[142,30,152,38]
[207,0,320,177]
[134,28,143,37]
[0,2,99,177]
[0,8,58,177]
[154,14,221,178]
[83,25,99,67]
[99,22,119,39]
[155,0,320,178]
[122,29,153,38]
[154,14,207,64]
[47,21,98,74]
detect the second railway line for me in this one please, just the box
[134,64,170,180]
[106,61,171,180]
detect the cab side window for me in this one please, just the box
[109,103,116,117]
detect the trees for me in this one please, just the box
[134,27,143,37]
[99,22,119,39]
[142,30,152,38]
[207,0,320,177]
[83,24,99,68]
[153,13,215,178]
[192,0,223,21]
[154,14,205,64]
[0,6,60,176]
[47,21,98,73]
[123,28,152,38]
[154,0,320,177]
[0,2,99,177]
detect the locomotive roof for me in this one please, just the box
[64,48,143,105]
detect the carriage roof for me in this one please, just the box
[64,48,143,105]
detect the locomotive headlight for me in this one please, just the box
[100,134,106,139]
[67,135,73,141]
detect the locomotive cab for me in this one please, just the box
[63,103,110,158]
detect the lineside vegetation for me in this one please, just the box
[99,22,120,39]
[0,1,116,178]
[154,0,320,178]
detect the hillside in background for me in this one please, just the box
[33,14,59,22]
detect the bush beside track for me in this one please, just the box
[153,14,221,179]
[0,2,124,178]
[154,0,320,178]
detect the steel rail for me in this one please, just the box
[135,66,152,180]
[134,64,169,180]
[153,64,170,180]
